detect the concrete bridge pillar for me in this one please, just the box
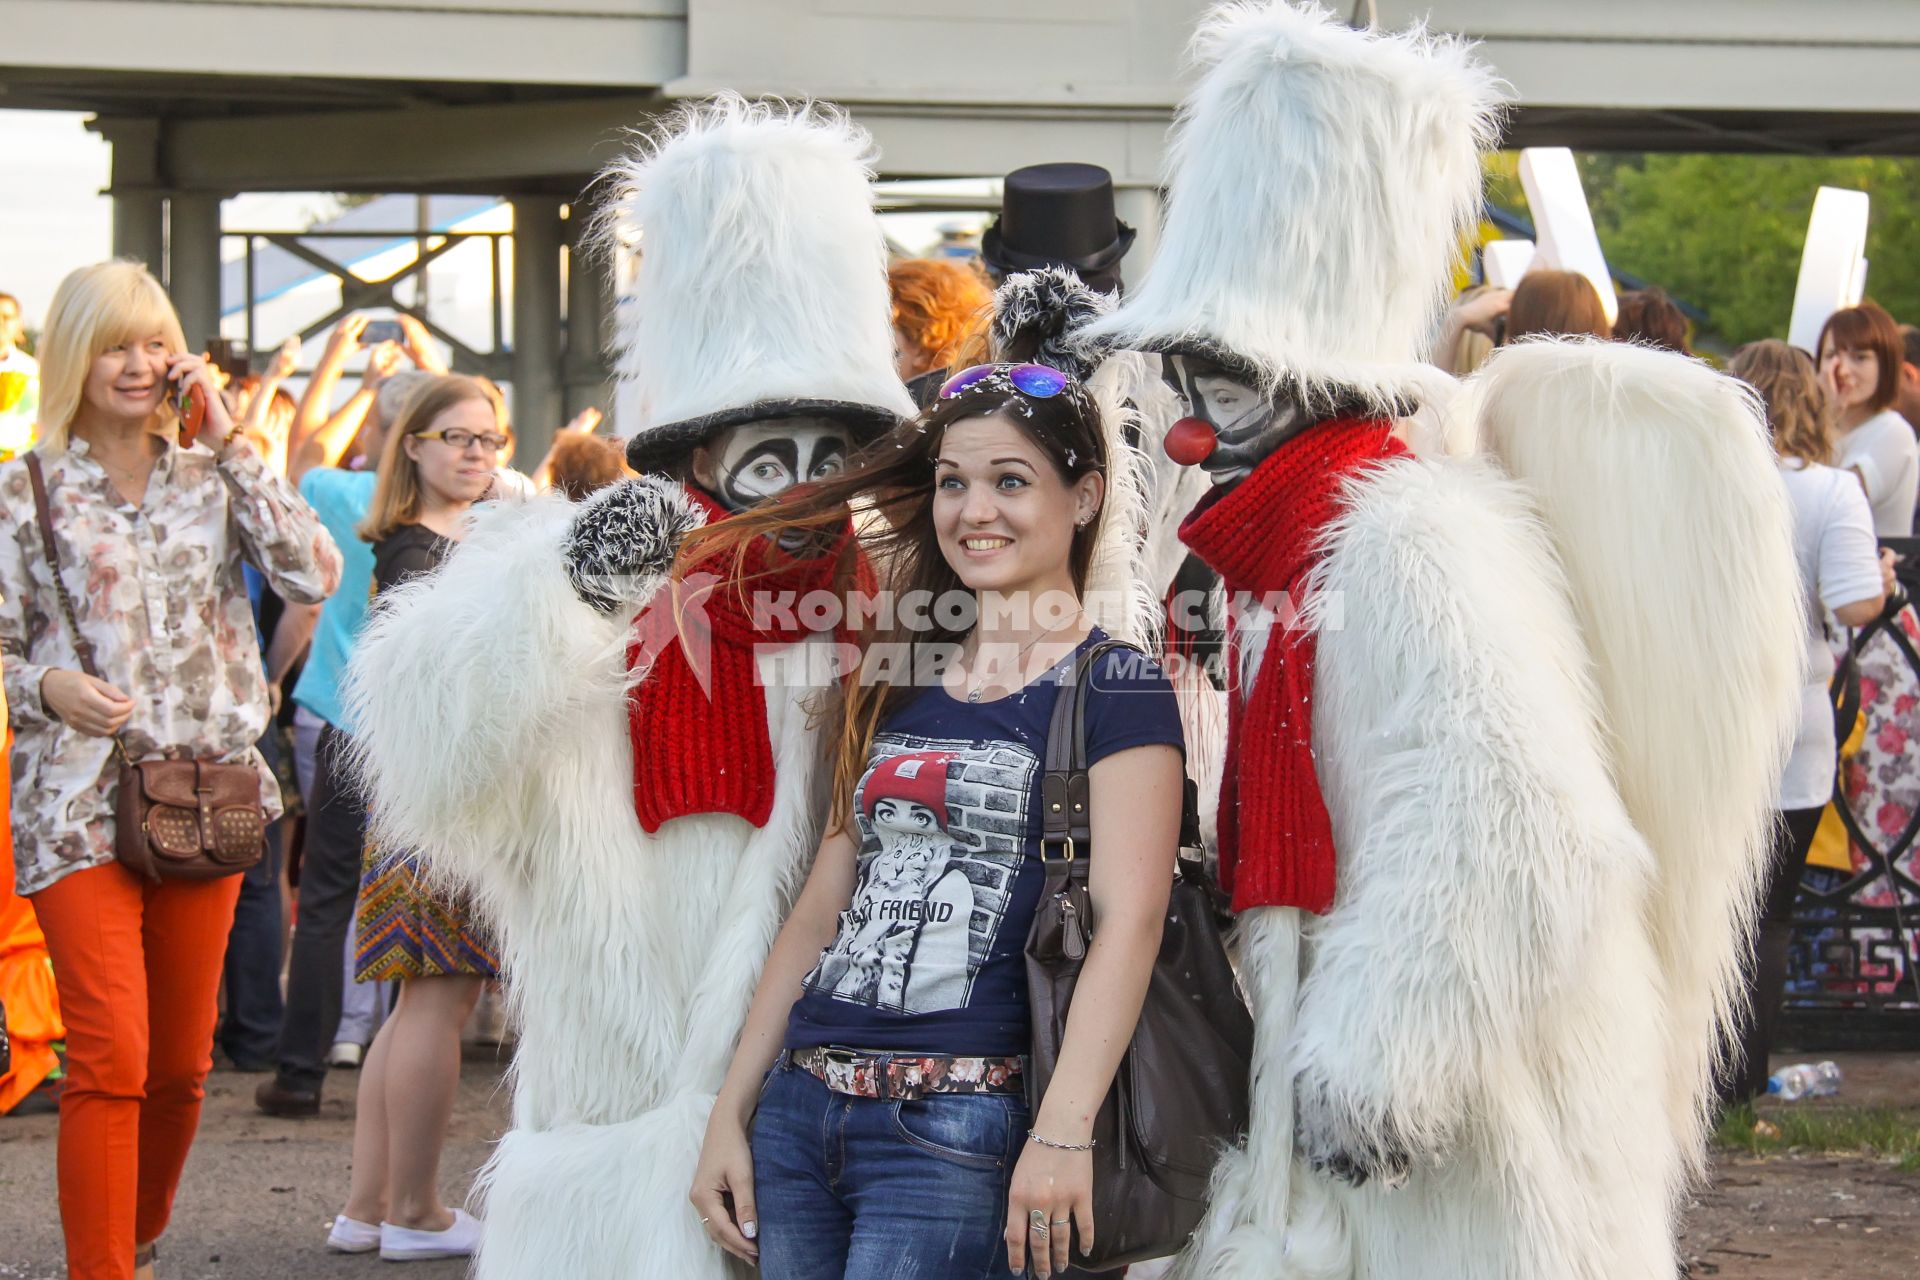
[510,196,566,466]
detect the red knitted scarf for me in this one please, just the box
[627,486,846,833]
[1179,418,1405,914]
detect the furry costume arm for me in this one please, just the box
[1288,454,1655,1183]
[342,480,701,894]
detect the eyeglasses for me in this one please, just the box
[418,428,511,452]
[939,363,1072,401]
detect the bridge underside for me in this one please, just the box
[5,52,1916,459]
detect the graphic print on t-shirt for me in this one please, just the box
[805,733,1036,1015]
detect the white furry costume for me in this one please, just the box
[1081,6,1804,1278]
[344,99,911,1280]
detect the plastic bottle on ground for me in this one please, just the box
[1765,1061,1842,1100]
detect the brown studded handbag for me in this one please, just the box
[26,453,265,882]
[1024,639,1254,1270]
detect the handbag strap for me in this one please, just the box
[25,452,132,766]
[1040,638,1202,864]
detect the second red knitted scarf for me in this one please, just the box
[1179,418,1404,914]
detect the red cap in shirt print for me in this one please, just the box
[862,749,952,833]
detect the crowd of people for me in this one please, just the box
[0,262,631,1276]
[0,4,1913,1280]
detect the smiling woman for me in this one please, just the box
[1818,302,1917,535]
[30,263,187,454]
[677,350,1186,1280]
[0,260,341,1280]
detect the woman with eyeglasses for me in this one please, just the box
[685,358,1185,1280]
[327,374,510,1262]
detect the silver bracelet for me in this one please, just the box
[1028,1131,1096,1152]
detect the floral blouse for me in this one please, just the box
[0,436,342,895]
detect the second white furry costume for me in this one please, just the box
[344,99,912,1280]
[1076,5,1805,1278]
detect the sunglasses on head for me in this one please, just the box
[938,362,1072,401]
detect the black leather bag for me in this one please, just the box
[1024,640,1254,1270]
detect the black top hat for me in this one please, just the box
[980,163,1136,292]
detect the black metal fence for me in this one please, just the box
[1781,536,1920,1049]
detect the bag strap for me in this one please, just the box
[25,452,102,681]
[26,452,132,766]
[1832,643,1862,744]
[1040,638,1202,864]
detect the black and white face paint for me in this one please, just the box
[1163,353,1310,487]
[709,417,851,512]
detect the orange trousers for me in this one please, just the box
[29,861,241,1280]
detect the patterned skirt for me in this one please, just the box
[353,844,498,982]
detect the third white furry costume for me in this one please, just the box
[344,98,913,1279]
[1074,5,1806,1278]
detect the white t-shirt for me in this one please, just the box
[1778,458,1883,810]
[1834,408,1918,537]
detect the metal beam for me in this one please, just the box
[110,92,1920,212]
[160,95,663,194]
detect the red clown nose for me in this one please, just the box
[1163,416,1218,466]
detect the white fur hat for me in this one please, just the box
[1083,2,1508,412]
[598,95,916,474]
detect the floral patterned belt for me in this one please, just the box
[785,1045,1025,1100]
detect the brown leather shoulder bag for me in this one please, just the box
[1024,639,1254,1270]
[26,452,265,882]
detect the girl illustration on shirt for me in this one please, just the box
[816,750,976,1013]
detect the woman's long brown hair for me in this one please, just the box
[1729,339,1835,466]
[675,375,1108,834]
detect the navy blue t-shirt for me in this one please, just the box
[785,631,1185,1057]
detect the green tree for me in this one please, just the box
[1486,154,1920,350]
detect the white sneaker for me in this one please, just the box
[380,1209,482,1261]
[326,1041,365,1069]
[326,1215,380,1253]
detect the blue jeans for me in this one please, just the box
[218,729,287,1068]
[751,1060,1029,1280]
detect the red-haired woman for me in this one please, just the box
[888,259,993,391]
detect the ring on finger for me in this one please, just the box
[1028,1209,1049,1235]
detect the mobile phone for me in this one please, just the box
[362,319,405,346]
[173,378,208,447]
[205,338,251,381]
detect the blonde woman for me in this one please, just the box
[328,374,508,1262]
[0,261,340,1279]
[1724,340,1890,1103]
